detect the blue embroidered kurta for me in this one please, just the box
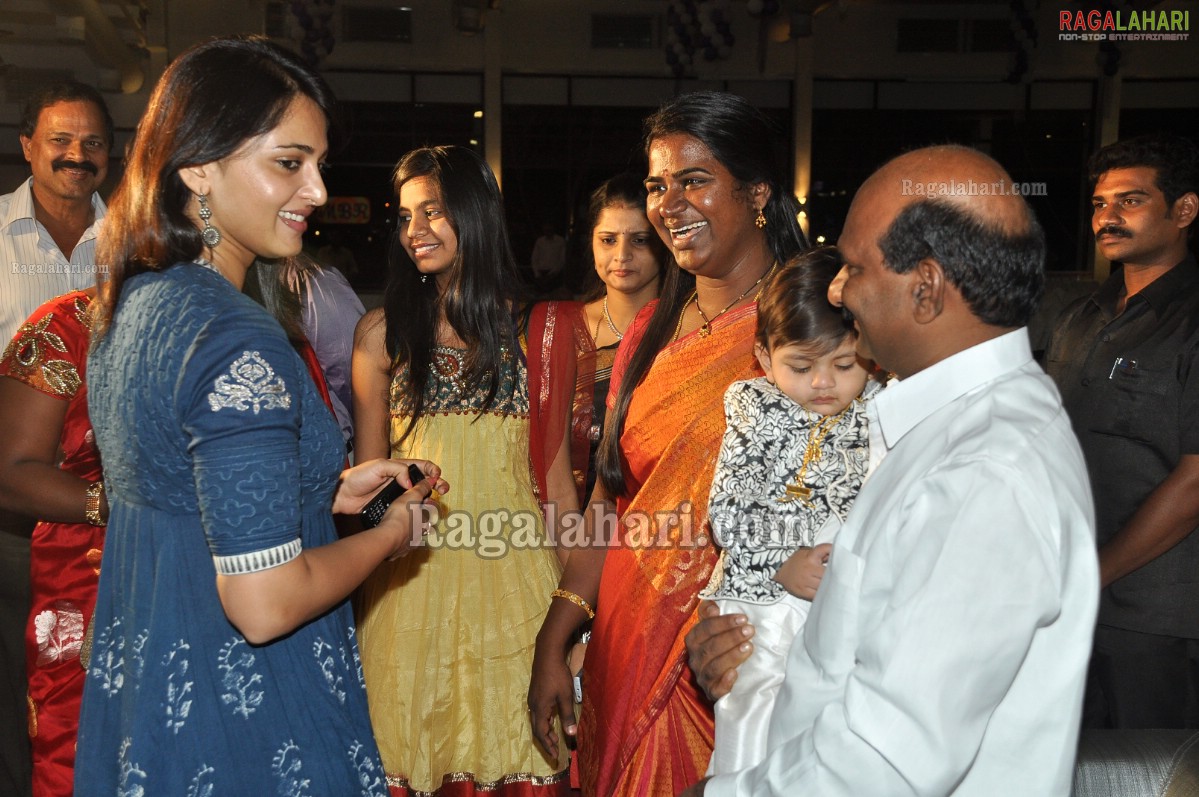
[76,264,386,796]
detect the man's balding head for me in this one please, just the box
[872,147,1032,231]
[832,146,1046,377]
[867,146,1046,328]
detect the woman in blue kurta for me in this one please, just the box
[76,36,445,796]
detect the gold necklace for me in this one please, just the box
[694,261,777,338]
[602,294,624,341]
[672,295,690,343]
[780,405,850,504]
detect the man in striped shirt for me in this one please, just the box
[1,81,111,340]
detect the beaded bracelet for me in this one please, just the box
[551,588,595,619]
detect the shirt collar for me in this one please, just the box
[0,177,107,232]
[0,178,37,230]
[1090,254,1199,318]
[872,327,1034,451]
[1134,254,1198,315]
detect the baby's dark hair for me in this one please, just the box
[756,246,853,355]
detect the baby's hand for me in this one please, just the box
[773,543,832,600]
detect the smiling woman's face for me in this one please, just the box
[398,175,459,285]
[197,95,329,270]
[644,133,762,279]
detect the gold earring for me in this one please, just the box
[754,208,767,229]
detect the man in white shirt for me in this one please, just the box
[684,146,1098,796]
[0,81,110,340]
[0,81,111,797]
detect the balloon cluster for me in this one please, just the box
[1005,0,1038,83]
[290,0,336,66]
[664,0,737,77]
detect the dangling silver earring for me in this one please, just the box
[420,274,428,284]
[197,194,222,248]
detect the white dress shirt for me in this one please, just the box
[707,328,1098,797]
[0,177,106,340]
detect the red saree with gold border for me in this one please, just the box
[578,302,761,797]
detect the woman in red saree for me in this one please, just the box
[0,290,102,797]
[528,92,808,796]
[558,173,665,790]
[564,172,665,506]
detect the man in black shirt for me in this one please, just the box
[1045,134,1199,728]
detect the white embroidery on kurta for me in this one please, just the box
[207,350,291,415]
[314,637,346,704]
[273,740,314,797]
[162,640,194,734]
[117,738,147,797]
[187,764,215,797]
[91,619,126,696]
[349,740,385,795]
[130,629,148,681]
[349,625,365,687]
[218,638,264,718]
[34,601,85,665]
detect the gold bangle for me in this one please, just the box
[84,481,105,527]
[551,588,595,620]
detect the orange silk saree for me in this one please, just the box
[579,303,761,797]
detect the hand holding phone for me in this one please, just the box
[359,464,430,529]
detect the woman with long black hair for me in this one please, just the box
[352,145,577,796]
[528,91,807,797]
[76,36,444,795]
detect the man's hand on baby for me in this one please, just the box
[773,543,832,600]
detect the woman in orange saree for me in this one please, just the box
[581,301,761,795]
[527,91,807,797]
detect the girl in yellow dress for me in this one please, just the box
[353,145,578,797]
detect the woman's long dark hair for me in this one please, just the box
[243,257,313,346]
[597,91,809,497]
[93,35,337,337]
[577,172,666,303]
[384,145,526,448]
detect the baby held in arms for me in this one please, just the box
[702,246,883,775]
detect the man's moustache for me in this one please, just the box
[1097,226,1131,239]
[52,159,98,175]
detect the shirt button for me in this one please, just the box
[1102,335,1111,342]
[1082,378,1090,387]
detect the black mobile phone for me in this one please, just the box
[406,463,428,493]
[359,465,427,529]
